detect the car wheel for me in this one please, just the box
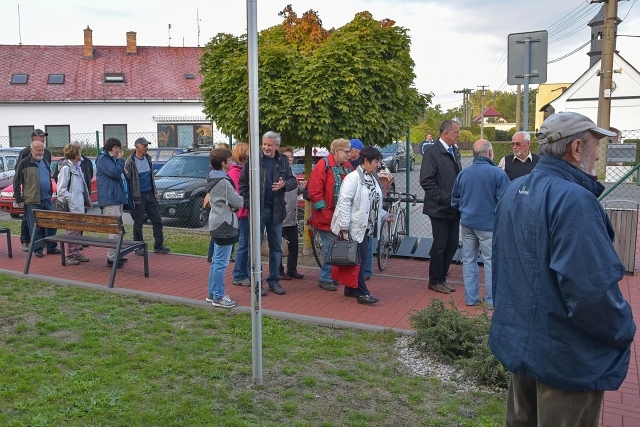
[410,159,415,171]
[190,196,209,228]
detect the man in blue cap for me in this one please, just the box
[348,138,364,168]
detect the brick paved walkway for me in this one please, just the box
[1,235,638,426]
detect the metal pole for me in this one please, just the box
[405,129,411,235]
[247,0,263,386]
[516,84,522,131]
[523,36,531,132]
[95,130,100,152]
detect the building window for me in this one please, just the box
[104,124,127,147]
[157,123,213,147]
[104,72,125,83]
[48,74,65,84]
[45,125,71,148]
[11,74,29,84]
[9,126,34,147]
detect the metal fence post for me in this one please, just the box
[95,130,100,152]
[405,128,411,235]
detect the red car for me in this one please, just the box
[0,157,97,218]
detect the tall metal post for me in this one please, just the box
[246,0,263,386]
[95,130,100,152]
[516,85,522,131]
[405,129,411,234]
[522,36,531,131]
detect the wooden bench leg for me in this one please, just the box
[4,230,11,258]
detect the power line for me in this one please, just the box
[549,5,598,44]
[547,40,590,63]
[621,0,637,22]
[547,2,591,35]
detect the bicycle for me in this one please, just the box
[377,191,417,271]
[307,219,324,268]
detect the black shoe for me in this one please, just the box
[343,289,357,298]
[47,248,61,255]
[269,283,286,295]
[357,294,379,305]
[121,257,129,262]
[35,251,43,258]
[207,256,212,263]
[135,248,145,256]
[229,256,235,262]
[364,276,371,281]
[279,273,292,281]
[153,245,170,254]
[107,259,126,268]
[261,287,267,297]
[288,272,305,279]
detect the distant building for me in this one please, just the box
[0,27,224,149]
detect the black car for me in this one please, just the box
[378,142,416,173]
[154,152,211,227]
[147,147,188,172]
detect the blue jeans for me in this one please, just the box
[25,199,57,253]
[208,243,233,299]
[460,225,493,306]
[232,218,250,281]
[318,229,337,283]
[260,207,283,286]
[364,237,373,278]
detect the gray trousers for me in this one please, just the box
[506,373,603,427]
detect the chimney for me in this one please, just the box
[83,26,93,59]
[126,31,137,55]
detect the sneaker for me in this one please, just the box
[153,245,170,254]
[22,243,29,252]
[135,248,145,256]
[205,294,215,303]
[212,295,237,308]
[232,278,251,286]
[261,286,267,297]
[269,283,286,295]
[107,259,126,268]
[73,253,89,263]
[357,294,380,305]
[318,281,337,291]
[47,248,61,255]
[65,255,80,265]
[35,251,43,258]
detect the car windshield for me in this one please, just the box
[156,156,209,178]
[5,155,17,171]
[379,144,397,155]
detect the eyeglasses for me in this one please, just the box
[511,141,526,147]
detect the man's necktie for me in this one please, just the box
[447,147,454,156]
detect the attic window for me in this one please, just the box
[11,74,28,84]
[48,74,65,84]
[104,72,125,83]
[185,73,195,79]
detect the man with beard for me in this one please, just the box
[489,112,636,426]
[13,139,59,258]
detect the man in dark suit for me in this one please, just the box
[498,131,539,180]
[420,120,461,294]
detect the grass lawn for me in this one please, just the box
[0,274,506,426]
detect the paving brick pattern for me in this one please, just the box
[1,235,638,426]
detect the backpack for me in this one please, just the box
[302,158,330,201]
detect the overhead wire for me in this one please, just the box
[547,2,591,35]
[547,40,590,63]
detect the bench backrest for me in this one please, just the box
[32,209,123,235]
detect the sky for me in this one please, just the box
[2,0,639,110]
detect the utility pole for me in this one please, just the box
[594,0,619,178]
[454,88,474,126]
[516,84,522,131]
[477,85,489,139]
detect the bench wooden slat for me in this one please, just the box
[26,209,149,289]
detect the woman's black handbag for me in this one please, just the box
[326,232,359,266]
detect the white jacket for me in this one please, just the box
[331,167,387,243]
[57,162,90,213]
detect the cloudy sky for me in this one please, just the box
[2,0,639,109]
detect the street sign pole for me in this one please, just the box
[522,36,531,132]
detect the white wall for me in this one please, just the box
[551,98,640,131]
[0,101,207,148]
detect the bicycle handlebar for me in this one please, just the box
[383,192,417,204]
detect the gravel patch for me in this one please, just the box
[395,336,505,394]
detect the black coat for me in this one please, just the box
[238,151,297,224]
[419,141,461,219]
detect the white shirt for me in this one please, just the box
[498,151,533,170]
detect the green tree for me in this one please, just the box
[200,8,427,146]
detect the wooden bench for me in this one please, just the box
[0,227,12,258]
[24,209,148,288]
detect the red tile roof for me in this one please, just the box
[0,45,203,102]
[472,106,506,122]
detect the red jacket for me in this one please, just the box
[227,163,248,219]
[308,155,353,231]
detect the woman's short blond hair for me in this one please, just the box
[232,142,249,165]
[330,138,350,152]
[63,143,81,160]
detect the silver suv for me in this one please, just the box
[0,148,22,189]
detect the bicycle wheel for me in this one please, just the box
[310,227,323,268]
[394,209,406,252]
[377,220,392,271]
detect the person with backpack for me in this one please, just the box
[307,138,353,291]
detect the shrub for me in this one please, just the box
[408,299,509,389]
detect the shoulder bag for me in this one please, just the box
[326,231,359,266]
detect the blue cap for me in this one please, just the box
[350,138,364,150]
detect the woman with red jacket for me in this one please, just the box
[308,138,353,291]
